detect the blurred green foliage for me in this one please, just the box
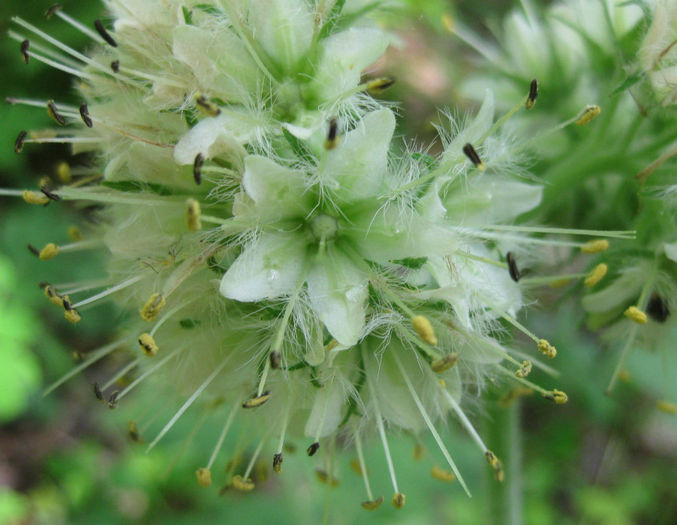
[1,1,676,524]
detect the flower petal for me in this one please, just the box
[313,27,392,101]
[220,232,307,301]
[320,109,395,201]
[242,155,314,222]
[306,247,368,347]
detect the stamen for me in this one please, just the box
[117,346,184,401]
[542,389,568,404]
[43,339,128,396]
[231,475,255,492]
[624,306,648,325]
[93,19,118,47]
[79,102,93,128]
[194,94,221,117]
[324,117,340,150]
[515,360,532,378]
[93,382,104,401]
[307,441,320,457]
[42,284,65,307]
[353,428,381,508]
[242,391,271,409]
[584,263,607,287]
[537,339,557,359]
[146,354,232,452]
[185,198,202,232]
[138,333,159,357]
[362,497,384,511]
[431,465,457,482]
[411,315,438,345]
[72,275,145,310]
[392,352,470,496]
[128,421,143,442]
[506,251,520,282]
[581,239,610,254]
[440,386,489,453]
[366,76,396,95]
[140,292,166,322]
[462,142,485,171]
[206,402,239,470]
[46,100,66,126]
[525,78,538,110]
[431,352,459,373]
[392,492,406,509]
[51,8,107,44]
[647,293,670,323]
[575,104,601,126]
[62,298,82,324]
[240,437,267,488]
[45,4,63,20]
[20,39,30,64]
[193,153,204,185]
[484,450,504,482]
[15,131,28,154]
[656,400,677,415]
[273,453,283,474]
[273,402,291,473]
[195,468,212,487]
[40,185,61,202]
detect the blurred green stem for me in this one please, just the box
[487,400,523,525]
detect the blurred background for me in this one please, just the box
[1,1,676,524]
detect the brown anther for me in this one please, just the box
[20,39,30,64]
[241,390,271,409]
[392,492,406,509]
[361,496,384,510]
[45,4,63,20]
[47,100,66,126]
[269,351,281,370]
[79,102,93,128]
[324,117,339,150]
[107,390,119,409]
[431,352,459,373]
[110,60,120,73]
[193,153,204,185]
[273,453,283,474]
[94,19,118,47]
[462,142,485,170]
[306,441,320,457]
[93,382,104,401]
[506,251,520,282]
[15,131,28,154]
[525,78,538,110]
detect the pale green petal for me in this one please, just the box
[320,109,395,201]
[248,0,314,72]
[242,155,314,222]
[443,175,543,225]
[173,111,253,165]
[307,248,368,347]
[313,27,392,101]
[664,242,677,263]
[304,378,347,439]
[172,24,260,102]
[220,232,307,301]
[440,90,494,170]
[582,269,645,314]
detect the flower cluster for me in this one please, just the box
[3,0,620,509]
[451,0,677,401]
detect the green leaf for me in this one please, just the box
[611,71,645,96]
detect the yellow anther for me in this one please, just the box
[231,475,255,492]
[431,352,459,373]
[242,391,271,409]
[67,226,82,242]
[43,285,64,307]
[185,198,202,232]
[656,400,677,415]
[441,13,455,33]
[64,308,82,324]
[543,389,568,404]
[575,104,601,125]
[56,161,72,183]
[413,442,425,461]
[22,190,50,205]
[580,239,609,254]
[128,421,143,443]
[194,94,221,117]
[584,263,608,288]
[315,469,339,486]
[361,496,384,511]
[515,360,532,379]
[326,339,339,352]
[196,468,212,487]
[624,306,648,325]
[485,450,504,483]
[412,315,438,345]
[138,333,159,357]
[350,458,365,475]
[391,492,406,509]
[365,76,396,95]
[46,100,66,126]
[140,293,166,322]
[537,339,557,359]
[273,453,283,474]
[431,465,456,483]
[39,243,59,260]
